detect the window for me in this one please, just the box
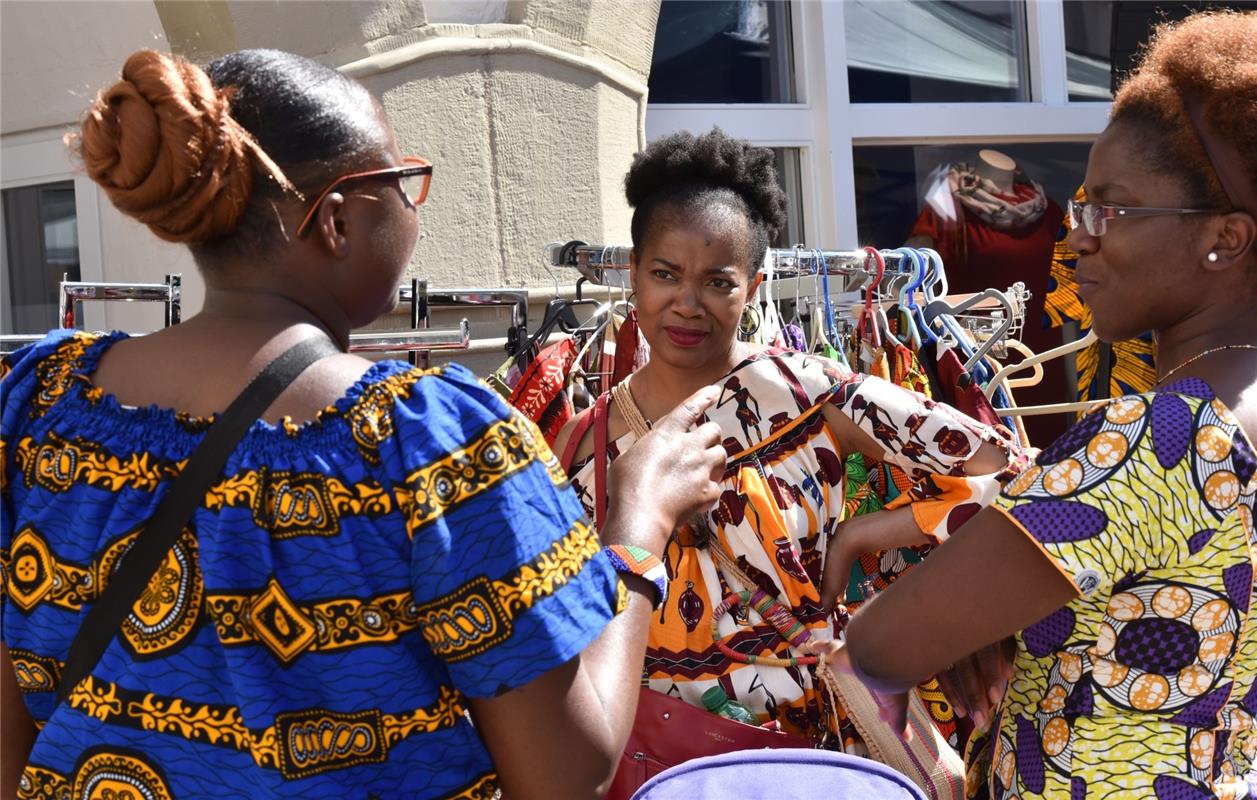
[772,148,806,247]
[650,0,797,103]
[1063,1,1114,101]
[1065,1,1257,103]
[2,181,80,334]
[852,142,1090,248]
[845,1,1031,103]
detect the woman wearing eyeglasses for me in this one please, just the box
[0,50,726,799]
[816,11,1257,799]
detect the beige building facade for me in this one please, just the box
[1,0,659,372]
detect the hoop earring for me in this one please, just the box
[1207,252,1219,263]
[739,303,762,338]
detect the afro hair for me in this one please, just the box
[624,128,788,273]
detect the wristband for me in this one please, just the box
[603,544,668,610]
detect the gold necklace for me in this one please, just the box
[1158,344,1257,385]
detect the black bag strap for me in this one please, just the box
[56,336,341,703]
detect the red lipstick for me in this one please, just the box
[665,326,707,347]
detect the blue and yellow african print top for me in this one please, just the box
[0,330,622,799]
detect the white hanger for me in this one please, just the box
[984,330,1098,400]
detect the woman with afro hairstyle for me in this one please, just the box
[0,49,727,799]
[554,127,1027,756]
[824,10,1257,799]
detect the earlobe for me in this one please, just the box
[316,193,351,258]
[1206,211,1257,270]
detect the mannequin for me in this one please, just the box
[973,149,1015,194]
[905,150,1067,445]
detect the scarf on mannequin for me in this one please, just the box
[947,163,1047,230]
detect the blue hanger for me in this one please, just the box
[888,247,919,348]
[893,247,933,346]
[816,248,839,345]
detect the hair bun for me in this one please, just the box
[73,50,255,244]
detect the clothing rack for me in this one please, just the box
[60,274,183,329]
[400,284,530,357]
[545,240,917,284]
[0,276,473,358]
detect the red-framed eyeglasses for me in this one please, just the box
[296,156,432,238]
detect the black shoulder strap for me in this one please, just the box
[56,336,341,703]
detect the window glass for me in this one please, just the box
[2,181,80,334]
[650,0,797,103]
[846,1,1030,103]
[853,142,1088,251]
[1065,1,1257,103]
[1063,1,1114,101]
[772,147,806,247]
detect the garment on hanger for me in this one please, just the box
[509,337,579,444]
[611,308,649,389]
[885,310,932,398]
[910,168,1066,445]
[928,342,1005,430]
[782,322,807,353]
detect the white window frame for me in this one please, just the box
[646,0,1110,250]
[1,127,107,331]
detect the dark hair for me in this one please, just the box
[72,48,389,268]
[1110,11,1257,210]
[624,128,787,274]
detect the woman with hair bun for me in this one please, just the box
[824,11,1257,798]
[0,49,726,799]
[553,128,1028,756]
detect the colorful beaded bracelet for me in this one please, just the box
[711,589,820,668]
[603,544,668,610]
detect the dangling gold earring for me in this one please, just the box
[739,304,762,338]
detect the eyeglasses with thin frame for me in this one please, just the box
[296,156,432,238]
[1067,198,1222,237]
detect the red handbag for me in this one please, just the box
[606,686,813,800]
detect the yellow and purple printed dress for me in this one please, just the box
[1,331,621,799]
[991,378,1257,798]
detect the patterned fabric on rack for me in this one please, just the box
[1044,186,1157,406]
[568,349,1025,748]
[1,331,621,799]
[987,381,1256,799]
[509,337,578,445]
[889,338,933,399]
[611,309,650,389]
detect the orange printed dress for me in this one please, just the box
[568,348,1025,749]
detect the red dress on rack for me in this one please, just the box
[909,195,1067,446]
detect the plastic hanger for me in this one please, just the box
[818,248,840,345]
[891,247,923,349]
[856,247,885,349]
[923,287,1014,372]
[984,330,1099,401]
[906,248,939,345]
[1000,339,1046,390]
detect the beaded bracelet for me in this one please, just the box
[711,589,819,668]
[603,545,668,610]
